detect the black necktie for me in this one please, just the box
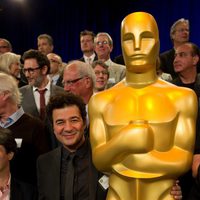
[64,153,75,200]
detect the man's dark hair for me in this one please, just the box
[0,128,17,154]
[46,92,87,124]
[22,49,50,74]
[80,30,96,40]
[37,34,54,46]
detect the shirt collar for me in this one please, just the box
[0,107,24,128]
[83,53,96,61]
[62,138,89,159]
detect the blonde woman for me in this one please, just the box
[0,52,26,87]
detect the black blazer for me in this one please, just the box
[37,143,107,200]
[10,178,37,200]
[159,48,177,79]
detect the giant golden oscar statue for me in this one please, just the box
[88,12,197,200]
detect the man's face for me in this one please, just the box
[173,44,198,73]
[80,35,94,53]
[94,64,109,91]
[0,40,11,55]
[47,53,62,75]
[95,35,113,61]
[63,64,87,96]
[121,12,159,73]
[23,58,45,87]
[53,105,85,152]
[38,38,53,55]
[0,145,13,172]
[172,22,189,44]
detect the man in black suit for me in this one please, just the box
[0,128,37,200]
[79,30,98,64]
[37,92,108,200]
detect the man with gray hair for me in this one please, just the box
[160,18,189,79]
[0,72,50,185]
[94,32,126,88]
[37,34,54,56]
[63,60,95,104]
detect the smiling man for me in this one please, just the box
[37,92,107,200]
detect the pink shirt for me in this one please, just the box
[0,175,10,200]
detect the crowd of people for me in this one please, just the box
[0,13,199,200]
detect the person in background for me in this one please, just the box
[0,52,27,87]
[20,49,63,121]
[94,32,125,88]
[92,60,109,92]
[63,60,95,105]
[0,38,12,55]
[79,30,97,65]
[172,42,200,200]
[160,18,189,79]
[47,53,63,87]
[37,34,54,56]
[0,128,37,200]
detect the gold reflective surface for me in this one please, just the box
[89,12,197,200]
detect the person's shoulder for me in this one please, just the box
[109,60,125,69]
[38,147,60,162]
[21,113,44,125]
[51,84,64,91]
[160,48,175,57]
[19,85,31,92]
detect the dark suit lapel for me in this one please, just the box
[88,145,98,200]
[10,178,22,200]
[52,147,62,198]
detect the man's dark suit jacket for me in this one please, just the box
[37,142,107,200]
[10,178,37,200]
[159,48,178,79]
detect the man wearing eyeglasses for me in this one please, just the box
[94,32,126,88]
[63,60,95,105]
[159,18,190,79]
[19,50,64,149]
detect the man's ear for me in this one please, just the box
[193,55,199,66]
[8,152,14,161]
[42,65,48,75]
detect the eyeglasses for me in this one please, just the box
[94,71,108,76]
[96,41,109,46]
[176,28,189,33]
[62,77,84,86]
[22,66,42,74]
